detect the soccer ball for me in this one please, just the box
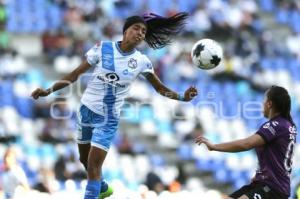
[191,39,223,70]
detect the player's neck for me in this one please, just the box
[268,111,280,120]
[119,41,135,53]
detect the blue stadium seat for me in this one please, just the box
[132,143,147,153]
[157,120,173,134]
[103,169,123,181]
[214,167,230,183]
[195,158,213,171]
[233,177,248,190]
[177,144,193,160]
[259,0,274,12]
[273,57,285,70]
[290,10,300,33]
[14,96,34,118]
[276,8,289,24]
[32,0,45,6]
[236,81,250,97]
[150,154,165,167]
[6,18,18,32]
[39,144,57,160]
[147,0,171,16]
[229,170,244,183]
[1,80,14,106]
[139,106,154,121]
[47,5,63,30]
[260,56,272,69]
[223,82,236,95]
[121,105,140,124]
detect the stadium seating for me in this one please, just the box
[1,0,300,198]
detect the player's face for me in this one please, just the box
[263,91,272,118]
[124,23,147,46]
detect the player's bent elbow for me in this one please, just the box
[240,141,254,151]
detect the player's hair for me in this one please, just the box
[123,12,189,49]
[267,86,296,128]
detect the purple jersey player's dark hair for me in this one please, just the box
[267,86,296,128]
[123,12,189,49]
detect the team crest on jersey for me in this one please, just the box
[128,58,137,69]
[263,122,270,129]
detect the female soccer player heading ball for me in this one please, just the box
[195,86,297,199]
[31,12,198,199]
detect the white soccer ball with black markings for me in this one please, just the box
[191,39,223,70]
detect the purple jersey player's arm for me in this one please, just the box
[195,134,266,152]
[145,72,198,102]
[31,60,92,100]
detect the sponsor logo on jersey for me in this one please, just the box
[272,121,279,126]
[263,122,276,135]
[96,73,126,88]
[122,69,135,76]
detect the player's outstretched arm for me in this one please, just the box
[145,73,198,101]
[31,60,92,99]
[195,134,265,152]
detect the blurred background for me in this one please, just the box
[0,0,300,198]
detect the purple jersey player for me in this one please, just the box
[195,86,297,199]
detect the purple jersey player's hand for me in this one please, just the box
[194,136,215,151]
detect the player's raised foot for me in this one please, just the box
[98,182,113,199]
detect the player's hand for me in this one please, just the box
[184,86,198,101]
[195,136,215,151]
[31,88,50,99]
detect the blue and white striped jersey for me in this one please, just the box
[81,41,154,117]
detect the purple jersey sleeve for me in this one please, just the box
[256,120,281,143]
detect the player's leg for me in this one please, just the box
[78,143,91,170]
[84,146,107,199]
[78,142,112,198]
[77,104,93,170]
[77,104,104,199]
[91,130,116,199]
[90,114,119,199]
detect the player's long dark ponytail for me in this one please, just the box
[123,12,189,49]
[143,12,188,49]
[267,86,296,128]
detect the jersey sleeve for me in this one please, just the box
[85,42,102,66]
[256,120,281,143]
[140,55,154,77]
